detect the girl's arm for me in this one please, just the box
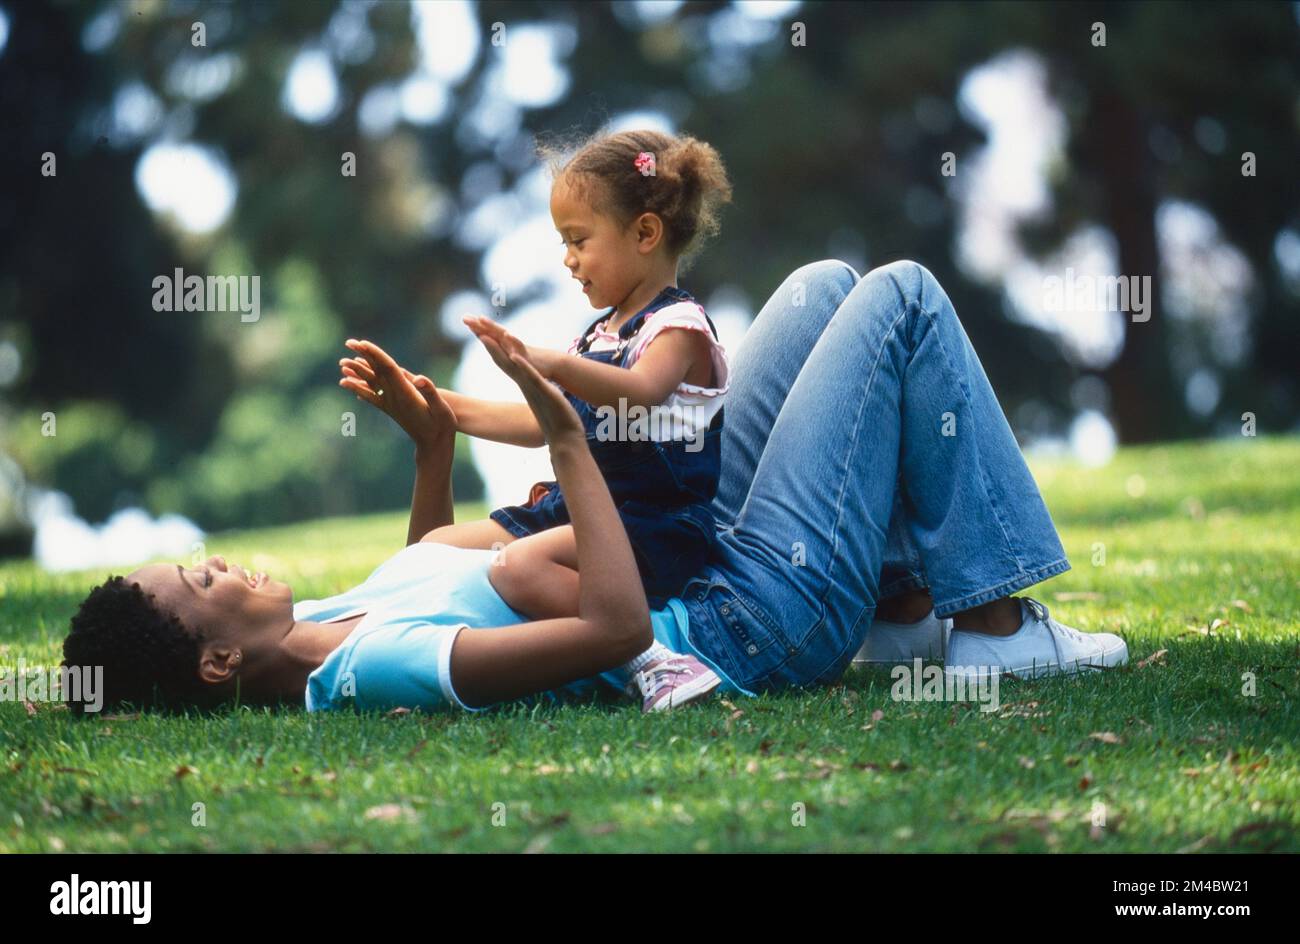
[437,389,545,448]
[340,354,545,448]
[548,328,709,410]
[448,338,653,708]
[465,315,710,411]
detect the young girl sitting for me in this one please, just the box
[342,129,735,711]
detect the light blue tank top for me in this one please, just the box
[297,542,745,713]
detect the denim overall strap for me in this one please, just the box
[573,308,617,356]
[574,289,669,361]
[573,286,715,357]
[565,296,671,430]
[492,283,725,603]
[579,287,726,433]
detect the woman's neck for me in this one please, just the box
[260,613,366,702]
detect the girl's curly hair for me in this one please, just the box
[62,575,214,716]
[537,127,733,274]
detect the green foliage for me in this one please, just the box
[2,0,1296,533]
[2,255,484,531]
[4,402,158,522]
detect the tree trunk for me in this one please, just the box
[1090,90,1184,444]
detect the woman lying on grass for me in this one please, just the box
[62,260,1128,718]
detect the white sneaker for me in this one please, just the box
[851,607,952,667]
[945,597,1128,682]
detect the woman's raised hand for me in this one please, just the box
[339,339,456,449]
[463,316,562,378]
[465,319,583,446]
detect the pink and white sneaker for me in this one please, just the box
[631,655,722,712]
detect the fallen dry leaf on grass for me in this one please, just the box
[1233,756,1270,777]
[999,700,1051,719]
[363,803,416,823]
[1181,617,1230,637]
[1137,649,1168,669]
[53,766,96,776]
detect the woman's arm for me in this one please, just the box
[338,339,458,544]
[406,438,455,546]
[448,341,653,708]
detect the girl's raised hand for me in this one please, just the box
[339,339,456,448]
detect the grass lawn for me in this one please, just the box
[1,435,1297,853]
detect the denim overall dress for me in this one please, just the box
[489,286,724,608]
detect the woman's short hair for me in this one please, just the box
[62,575,213,715]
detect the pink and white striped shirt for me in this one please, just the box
[568,300,730,440]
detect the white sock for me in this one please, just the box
[623,640,675,674]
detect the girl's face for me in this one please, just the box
[550,177,645,310]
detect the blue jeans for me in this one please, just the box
[677,259,1071,692]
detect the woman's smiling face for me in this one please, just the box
[551,176,642,309]
[128,555,295,656]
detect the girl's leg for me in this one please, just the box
[493,527,723,710]
[712,260,930,610]
[487,526,579,620]
[712,260,1071,685]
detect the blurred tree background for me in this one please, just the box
[0,0,1296,555]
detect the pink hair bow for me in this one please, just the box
[634,151,656,176]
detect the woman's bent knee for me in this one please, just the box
[863,259,947,314]
[784,258,860,307]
